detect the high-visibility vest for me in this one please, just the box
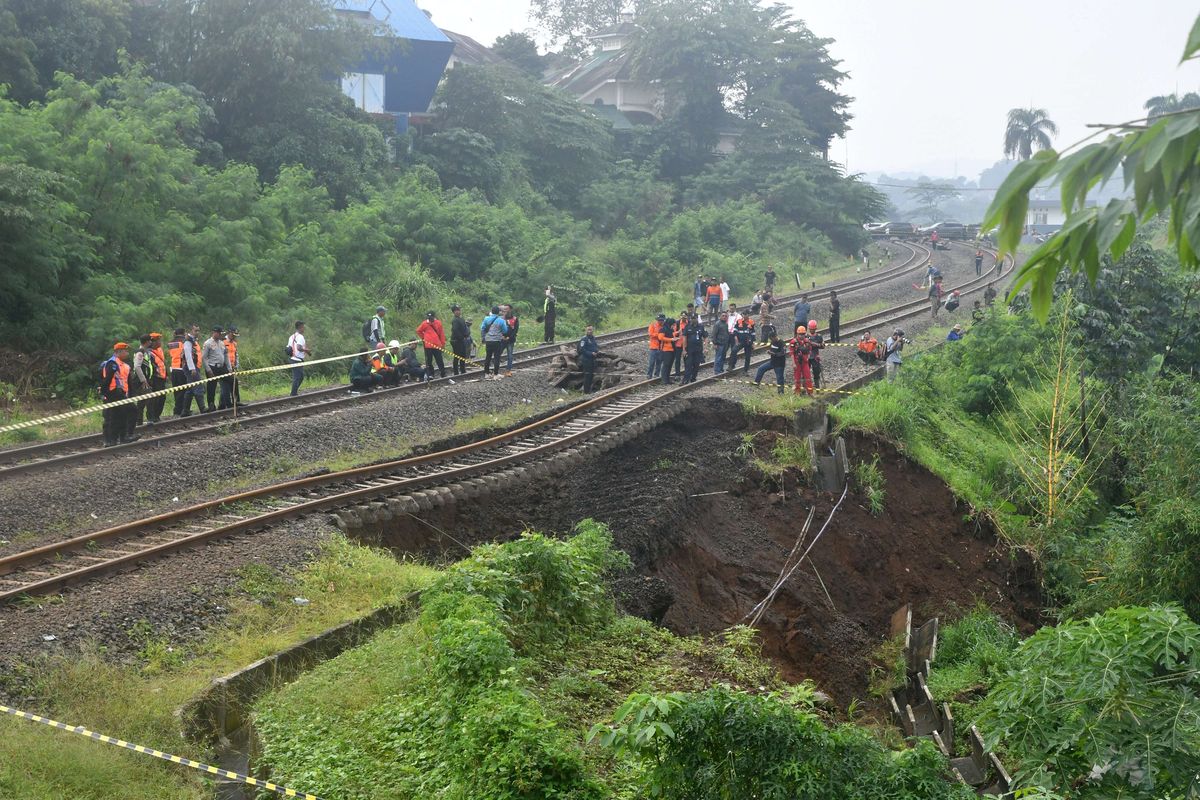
[167,340,184,370]
[224,340,238,371]
[102,356,129,393]
[648,322,661,350]
[149,346,167,378]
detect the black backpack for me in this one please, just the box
[361,318,374,341]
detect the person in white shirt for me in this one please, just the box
[726,304,743,333]
[287,321,311,396]
[719,277,731,311]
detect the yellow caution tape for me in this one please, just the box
[0,704,325,800]
[716,377,863,396]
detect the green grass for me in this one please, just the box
[854,456,886,516]
[740,389,813,418]
[0,533,436,800]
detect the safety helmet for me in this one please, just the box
[375,342,386,350]
[807,320,818,331]
[388,340,401,349]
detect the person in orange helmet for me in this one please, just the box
[806,320,824,389]
[789,325,814,397]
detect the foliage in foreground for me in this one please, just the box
[591,687,970,800]
[977,605,1200,799]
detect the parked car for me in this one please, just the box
[883,221,915,236]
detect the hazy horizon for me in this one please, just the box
[420,0,1200,180]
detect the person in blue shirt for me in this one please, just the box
[480,306,510,379]
[946,324,964,341]
[577,326,599,393]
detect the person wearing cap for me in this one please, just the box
[167,328,193,417]
[646,314,665,378]
[349,352,380,393]
[449,305,471,376]
[129,334,155,432]
[947,324,964,342]
[416,310,447,380]
[681,313,707,385]
[181,324,205,414]
[100,342,139,447]
[146,333,168,423]
[287,321,311,396]
[730,313,756,374]
[480,306,509,379]
[502,305,519,376]
[366,306,387,348]
[202,325,231,411]
[577,325,599,393]
[224,327,242,407]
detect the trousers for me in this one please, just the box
[793,361,813,395]
[484,341,505,375]
[451,341,469,375]
[755,362,785,392]
[425,348,446,379]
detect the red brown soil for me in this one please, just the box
[362,399,1042,705]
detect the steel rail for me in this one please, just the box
[0,244,1008,604]
[0,243,931,478]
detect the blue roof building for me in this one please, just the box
[332,0,453,132]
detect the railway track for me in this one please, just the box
[0,243,1010,604]
[0,242,933,479]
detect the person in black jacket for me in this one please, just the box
[682,316,707,384]
[754,333,787,393]
[449,305,471,376]
[711,312,731,374]
[828,290,841,343]
[577,326,598,393]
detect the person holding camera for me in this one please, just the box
[884,328,909,382]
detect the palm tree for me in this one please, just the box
[1003,107,1059,161]
[1144,92,1200,120]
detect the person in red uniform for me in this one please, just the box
[789,325,814,396]
[416,310,447,379]
[100,342,139,447]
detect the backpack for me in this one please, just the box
[485,316,506,340]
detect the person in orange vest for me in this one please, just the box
[730,315,756,373]
[371,342,398,387]
[657,317,677,385]
[145,332,168,423]
[129,334,155,433]
[166,327,197,417]
[646,314,664,378]
[856,331,880,367]
[789,325,815,396]
[100,342,139,447]
[223,327,243,408]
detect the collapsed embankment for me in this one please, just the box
[353,398,1041,704]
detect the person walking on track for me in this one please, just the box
[578,325,598,393]
[480,306,509,379]
[975,249,984,276]
[828,290,841,343]
[417,310,447,379]
[711,311,730,375]
[287,321,310,396]
[450,305,471,376]
[542,287,557,343]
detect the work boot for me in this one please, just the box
[120,434,141,444]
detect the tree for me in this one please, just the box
[0,7,40,101]
[529,0,630,55]
[1002,107,1058,161]
[0,0,131,102]
[906,182,960,222]
[984,15,1200,320]
[492,31,543,77]
[1144,90,1200,120]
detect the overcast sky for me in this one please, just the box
[420,0,1200,180]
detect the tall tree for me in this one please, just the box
[1144,90,1200,120]
[492,31,543,77]
[906,182,960,222]
[1002,107,1058,161]
[529,0,630,56]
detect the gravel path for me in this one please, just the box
[0,371,570,553]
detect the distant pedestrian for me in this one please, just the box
[947,324,964,341]
[924,261,941,288]
[224,328,242,408]
[100,342,138,447]
[202,325,230,411]
[671,312,686,377]
[657,318,677,385]
[754,333,787,394]
[287,321,310,396]
[682,315,707,384]
[417,310,447,379]
[711,311,731,374]
[395,343,427,382]
[793,295,811,332]
[828,290,841,342]
[984,283,998,306]
[130,334,154,432]
[145,333,167,423]
[365,306,386,348]
[542,286,557,343]
[944,290,961,313]
[578,325,598,393]
[450,305,471,376]
[974,249,984,276]
[757,308,776,343]
[167,328,194,417]
[647,314,665,378]
[884,328,906,382]
[719,277,731,311]
[764,266,777,293]
[806,320,824,389]
[503,305,519,376]
[480,306,509,379]
[183,324,205,412]
[927,278,946,318]
[705,280,722,315]
[972,300,985,323]
[693,274,707,311]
